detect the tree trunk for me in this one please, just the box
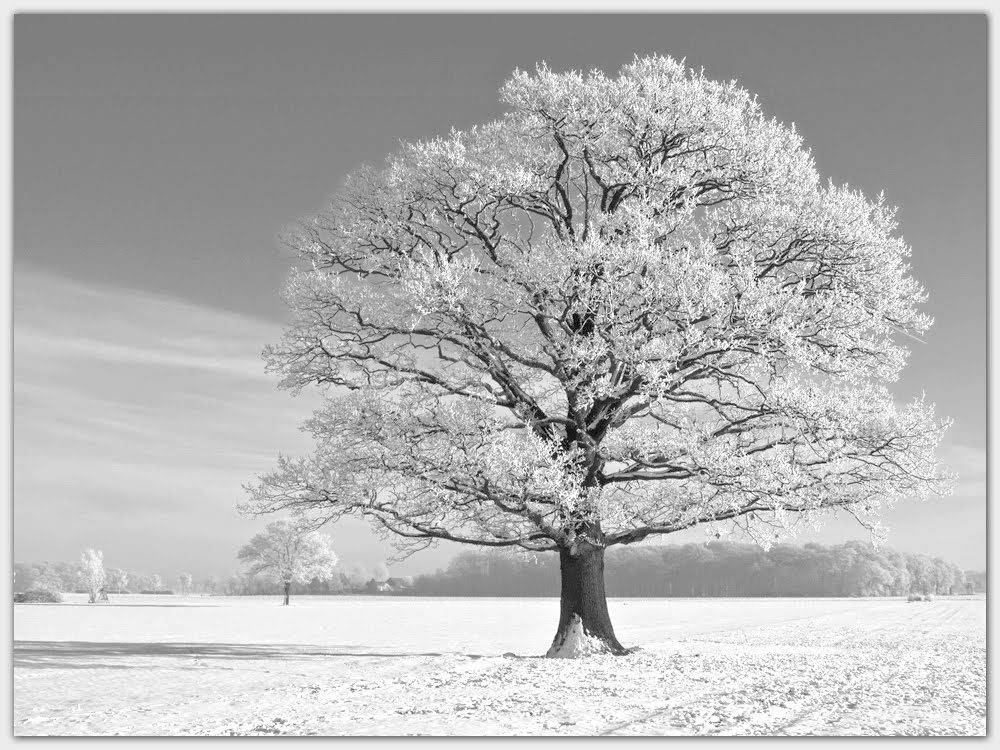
[283,581,290,606]
[546,544,629,657]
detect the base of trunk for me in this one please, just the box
[546,614,631,657]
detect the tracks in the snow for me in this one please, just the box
[599,600,983,737]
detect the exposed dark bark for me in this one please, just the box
[283,581,290,606]
[546,543,629,657]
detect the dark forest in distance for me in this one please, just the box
[405,541,980,598]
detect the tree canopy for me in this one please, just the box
[237,519,339,588]
[244,56,949,567]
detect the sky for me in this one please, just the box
[11,13,986,582]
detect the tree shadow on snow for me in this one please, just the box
[13,641,460,670]
[47,603,221,608]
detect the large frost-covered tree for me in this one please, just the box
[237,520,339,605]
[243,57,950,656]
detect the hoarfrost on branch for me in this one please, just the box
[243,56,951,558]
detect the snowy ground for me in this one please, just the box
[14,594,985,736]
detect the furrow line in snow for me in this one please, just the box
[596,687,723,736]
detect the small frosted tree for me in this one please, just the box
[237,520,339,605]
[106,568,128,595]
[244,56,951,656]
[78,549,106,604]
[178,573,193,596]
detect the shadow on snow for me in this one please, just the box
[13,641,468,669]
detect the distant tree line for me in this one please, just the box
[15,542,982,599]
[13,559,401,597]
[15,561,176,596]
[408,541,980,598]
[219,562,406,597]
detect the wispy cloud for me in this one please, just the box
[12,270,390,578]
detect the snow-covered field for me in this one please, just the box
[14,594,985,736]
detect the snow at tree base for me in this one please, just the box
[242,56,951,656]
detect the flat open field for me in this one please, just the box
[14,594,985,736]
